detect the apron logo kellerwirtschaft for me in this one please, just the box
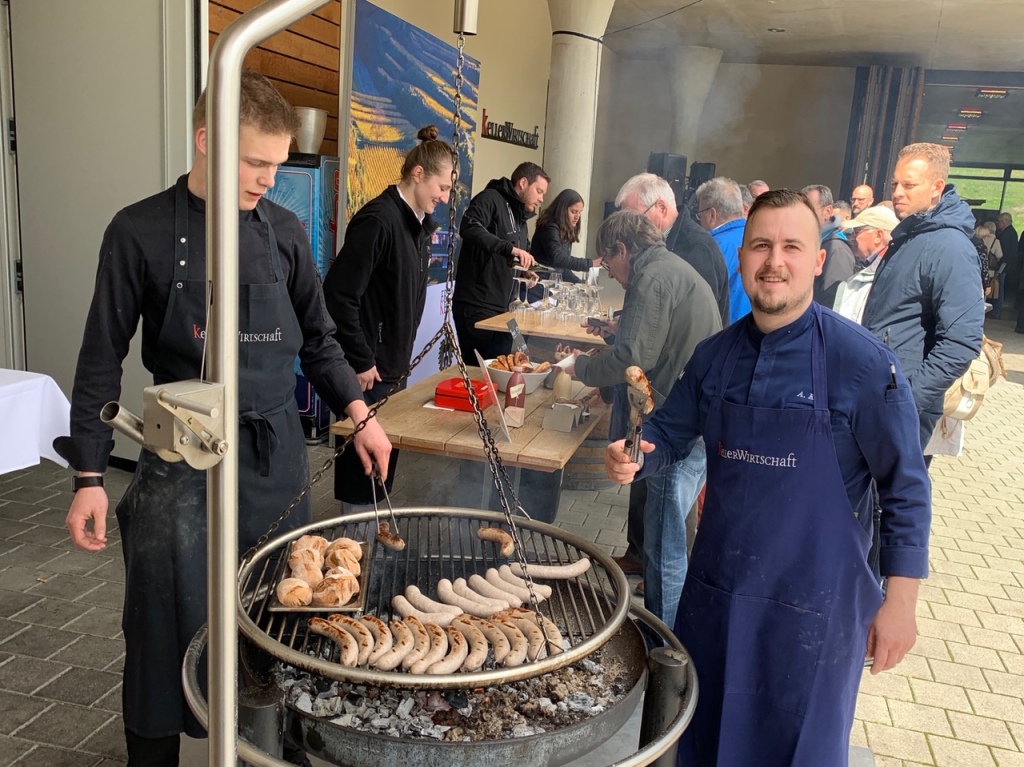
[193,324,283,343]
[718,443,798,468]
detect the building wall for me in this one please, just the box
[695,63,857,193]
[369,0,552,197]
[209,0,342,156]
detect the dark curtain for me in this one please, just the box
[841,66,926,200]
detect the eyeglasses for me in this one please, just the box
[642,200,659,215]
[698,207,713,216]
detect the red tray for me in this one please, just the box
[434,377,497,412]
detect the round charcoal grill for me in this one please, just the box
[237,508,632,688]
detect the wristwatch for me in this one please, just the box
[71,476,104,492]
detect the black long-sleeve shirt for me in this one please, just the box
[530,221,592,276]
[55,178,363,473]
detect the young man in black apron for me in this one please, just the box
[606,190,931,767]
[56,71,392,767]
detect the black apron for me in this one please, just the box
[116,177,312,738]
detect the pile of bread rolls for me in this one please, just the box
[275,535,362,608]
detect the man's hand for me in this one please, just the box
[561,349,585,378]
[605,438,654,484]
[66,484,108,552]
[583,316,618,339]
[511,247,535,269]
[356,366,382,393]
[866,576,919,674]
[346,399,393,480]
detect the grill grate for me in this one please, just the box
[238,508,631,689]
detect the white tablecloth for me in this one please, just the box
[0,369,70,474]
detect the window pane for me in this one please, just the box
[952,178,1005,210]
[949,166,1005,179]
[1000,182,1024,221]
[1010,169,1024,180]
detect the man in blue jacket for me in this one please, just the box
[861,143,985,454]
[696,177,750,323]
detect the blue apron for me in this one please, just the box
[116,177,312,738]
[675,306,883,767]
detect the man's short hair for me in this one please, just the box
[748,180,769,194]
[695,177,744,220]
[511,162,551,187]
[615,172,675,210]
[193,69,301,137]
[747,189,822,239]
[897,143,951,182]
[801,184,834,208]
[595,210,665,260]
[983,221,998,235]
[740,185,754,208]
[834,200,852,217]
[999,211,1013,224]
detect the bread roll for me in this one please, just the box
[290,562,324,588]
[288,546,323,571]
[326,547,361,576]
[327,537,361,558]
[276,577,313,607]
[312,571,358,607]
[294,535,328,557]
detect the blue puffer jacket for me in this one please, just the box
[862,185,985,443]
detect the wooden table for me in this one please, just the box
[331,366,606,472]
[331,366,608,521]
[474,310,604,345]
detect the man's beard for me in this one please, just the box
[751,284,811,316]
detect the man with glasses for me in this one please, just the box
[696,177,750,323]
[833,204,899,324]
[567,211,720,629]
[850,184,875,216]
[803,184,856,307]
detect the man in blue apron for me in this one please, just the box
[606,189,931,767]
[56,71,392,767]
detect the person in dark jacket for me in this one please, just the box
[55,71,391,767]
[862,143,985,453]
[993,212,1018,319]
[323,125,453,505]
[452,162,547,361]
[804,184,856,306]
[531,188,597,282]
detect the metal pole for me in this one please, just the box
[205,2,329,765]
[638,647,690,767]
[453,0,479,35]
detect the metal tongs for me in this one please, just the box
[370,462,405,551]
[624,377,652,470]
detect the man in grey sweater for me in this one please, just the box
[565,211,721,628]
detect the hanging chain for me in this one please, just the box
[438,32,466,369]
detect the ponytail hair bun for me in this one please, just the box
[417,125,439,142]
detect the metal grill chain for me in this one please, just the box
[438,33,466,369]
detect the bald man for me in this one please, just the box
[850,185,875,217]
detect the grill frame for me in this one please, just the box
[237,507,632,689]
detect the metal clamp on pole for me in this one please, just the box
[453,0,479,35]
[100,380,227,469]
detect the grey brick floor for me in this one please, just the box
[0,315,1020,766]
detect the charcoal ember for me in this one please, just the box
[396,697,416,719]
[422,690,451,712]
[369,717,392,729]
[548,682,570,702]
[511,724,544,738]
[294,692,313,714]
[579,658,602,675]
[443,689,468,709]
[311,696,342,718]
[566,692,595,711]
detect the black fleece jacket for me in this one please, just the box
[452,177,532,315]
[323,186,437,382]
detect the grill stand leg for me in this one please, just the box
[638,647,689,767]
[238,684,285,764]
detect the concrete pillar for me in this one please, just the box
[543,0,616,252]
[667,45,723,169]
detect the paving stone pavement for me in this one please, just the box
[0,315,1019,765]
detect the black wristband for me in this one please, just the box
[71,476,104,492]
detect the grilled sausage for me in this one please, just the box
[437,578,502,618]
[376,522,406,551]
[410,622,449,674]
[502,607,565,657]
[373,619,413,671]
[452,577,509,613]
[359,615,393,665]
[497,565,553,599]
[457,615,511,665]
[498,612,546,661]
[428,626,469,675]
[489,616,528,667]
[401,615,430,670]
[308,617,358,667]
[405,585,463,616]
[327,614,375,666]
[469,573,523,608]
[477,526,515,557]
[391,594,458,627]
[450,616,489,671]
[509,558,591,580]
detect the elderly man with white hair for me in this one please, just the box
[833,204,900,324]
[696,177,750,323]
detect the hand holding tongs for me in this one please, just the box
[370,462,405,551]
[624,366,653,470]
